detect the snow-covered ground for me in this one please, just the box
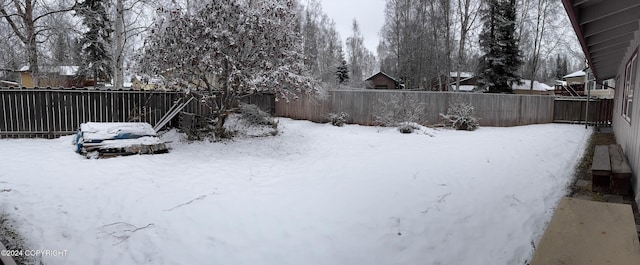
[0,119,591,265]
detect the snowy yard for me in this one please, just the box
[0,119,590,265]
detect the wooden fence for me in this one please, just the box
[0,88,274,138]
[276,90,556,127]
[0,88,614,138]
[553,98,614,126]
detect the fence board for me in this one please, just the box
[0,89,275,138]
[1,88,613,138]
[275,90,556,127]
[553,98,613,126]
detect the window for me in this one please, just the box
[622,52,637,122]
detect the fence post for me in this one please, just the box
[45,90,53,138]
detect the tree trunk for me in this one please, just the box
[441,0,452,92]
[24,0,39,86]
[114,0,125,89]
[27,33,39,86]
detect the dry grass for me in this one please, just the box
[569,130,617,199]
[0,213,35,265]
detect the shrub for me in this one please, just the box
[397,122,421,134]
[373,94,427,127]
[239,103,275,126]
[326,112,349,127]
[440,101,479,131]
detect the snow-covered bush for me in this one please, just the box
[440,101,479,131]
[326,112,349,127]
[239,104,276,126]
[397,122,421,134]
[224,114,279,138]
[373,94,427,127]
[137,0,316,138]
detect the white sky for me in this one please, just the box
[318,0,386,54]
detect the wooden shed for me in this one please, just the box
[365,72,402,90]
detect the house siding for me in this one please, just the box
[367,75,398,89]
[612,21,640,205]
[19,73,34,88]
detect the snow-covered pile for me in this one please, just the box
[0,119,591,265]
[79,122,157,142]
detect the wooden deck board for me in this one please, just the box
[530,197,640,265]
[592,145,611,172]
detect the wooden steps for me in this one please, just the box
[591,144,632,195]
[530,197,640,265]
[591,145,611,192]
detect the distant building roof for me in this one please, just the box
[449,71,474,78]
[58,66,79,76]
[563,70,586,79]
[365,72,401,83]
[512,80,554,91]
[18,65,79,76]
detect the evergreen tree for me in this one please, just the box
[336,48,349,84]
[555,54,563,79]
[75,0,113,84]
[561,55,568,77]
[476,0,522,93]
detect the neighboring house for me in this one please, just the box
[558,69,614,98]
[563,0,640,205]
[17,66,92,88]
[446,72,553,95]
[555,70,586,96]
[131,75,166,91]
[448,71,478,92]
[512,80,555,95]
[365,72,403,90]
[563,70,586,85]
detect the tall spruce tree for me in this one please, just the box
[554,54,562,79]
[476,0,522,93]
[75,0,113,85]
[336,47,349,84]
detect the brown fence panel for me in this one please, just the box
[0,89,275,138]
[275,90,555,127]
[553,98,613,126]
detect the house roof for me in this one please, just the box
[449,71,474,78]
[18,65,79,76]
[365,72,400,83]
[512,80,554,91]
[563,70,586,79]
[562,0,640,80]
[58,66,79,76]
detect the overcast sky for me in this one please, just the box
[318,0,386,54]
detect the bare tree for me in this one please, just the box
[381,0,453,90]
[346,19,375,84]
[526,0,550,89]
[110,0,156,88]
[113,0,124,88]
[453,0,479,91]
[0,0,75,86]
